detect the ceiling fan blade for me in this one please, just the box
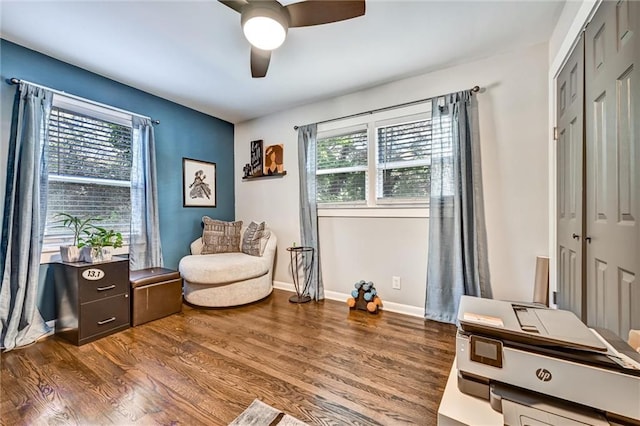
[219,0,248,14]
[285,0,365,28]
[251,47,271,78]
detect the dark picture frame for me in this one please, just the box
[182,158,216,207]
[250,139,263,177]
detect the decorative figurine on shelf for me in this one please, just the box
[347,280,383,313]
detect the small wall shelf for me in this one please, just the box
[242,171,287,181]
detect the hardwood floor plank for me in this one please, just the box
[1,289,457,425]
[197,306,451,399]
[170,318,435,423]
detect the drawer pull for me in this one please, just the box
[96,284,116,291]
[97,317,116,325]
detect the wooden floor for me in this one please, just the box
[1,289,457,425]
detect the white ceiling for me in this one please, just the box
[0,0,565,123]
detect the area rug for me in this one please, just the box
[229,399,309,426]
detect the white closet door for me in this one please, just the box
[584,0,640,339]
[556,35,585,320]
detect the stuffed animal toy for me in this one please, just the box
[346,280,382,314]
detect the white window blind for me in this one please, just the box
[316,127,368,204]
[315,103,437,208]
[376,117,432,202]
[44,104,133,248]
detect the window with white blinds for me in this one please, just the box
[44,99,133,248]
[376,117,432,202]
[316,127,368,204]
[316,105,435,207]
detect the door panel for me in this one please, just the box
[618,268,637,336]
[593,92,607,221]
[569,250,578,310]
[585,0,640,339]
[593,259,607,327]
[617,67,634,223]
[557,35,585,319]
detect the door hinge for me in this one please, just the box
[553,127,558,141]
[552,291,557,305]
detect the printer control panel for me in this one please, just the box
[470,335,503,368]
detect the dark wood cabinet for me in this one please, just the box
[54,257,130,345]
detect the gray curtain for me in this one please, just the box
[425,91,491,324]
[297,124,323,300]
[129,117,163,270]
[0,83,53,351]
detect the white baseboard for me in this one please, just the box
[273,280,296,293]
[273,280,424,318]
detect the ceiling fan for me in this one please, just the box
[219,0,366,78]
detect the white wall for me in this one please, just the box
[319,217,429,310]
[235,42,550,312]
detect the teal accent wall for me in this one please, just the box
[1,39,235,321]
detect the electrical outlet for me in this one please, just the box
[392,276,401,290]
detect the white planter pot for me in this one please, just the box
[101,246,113,261]
[80,246,113,263]
[80,246,96,263]
[59,245,81,263]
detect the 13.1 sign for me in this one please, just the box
[82,268,105,281]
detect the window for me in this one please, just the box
[316,126,368,204]
[376,116,432,202]
[43,95,133,249]
[316,104,439,208]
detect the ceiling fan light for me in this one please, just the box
[243,16,286,50]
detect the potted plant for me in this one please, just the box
[53,213,99,262]
[80,226,123,263]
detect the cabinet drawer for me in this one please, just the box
[78,260,129,303]
[79,293,130,342]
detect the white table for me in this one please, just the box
[437,357,502,426]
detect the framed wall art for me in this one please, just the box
[250,139,263,177]
[264,144,284,175]
[182,158,216,207]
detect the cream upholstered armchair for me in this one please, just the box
[178,219,277,307]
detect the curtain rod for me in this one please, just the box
[8,78,160,125]
[293,85,480,131]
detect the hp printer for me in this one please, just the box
[456,296,640,425]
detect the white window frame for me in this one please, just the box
[374,112,432,206]
[315,123,368,207]
[317,103,432,218]
[41,94,133,261]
